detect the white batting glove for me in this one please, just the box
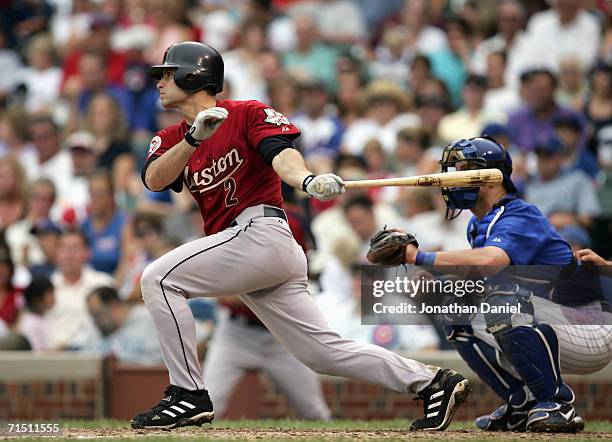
[188,107,229,141]
[303,173,345,201]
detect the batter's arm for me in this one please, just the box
[271,148,313,189]
[144,140,195,191]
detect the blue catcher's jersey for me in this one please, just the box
[466,197,573,265]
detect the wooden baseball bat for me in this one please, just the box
[343,169,503,189]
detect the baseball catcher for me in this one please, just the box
[368,137,612,433]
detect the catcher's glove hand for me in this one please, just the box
[367,228,419,266]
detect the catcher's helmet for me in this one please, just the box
[440,137,517,220]
[149,42,224,93]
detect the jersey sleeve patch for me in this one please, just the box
[147,136,162,158]
[263,108,292,126]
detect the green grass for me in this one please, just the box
[63,418,612,431]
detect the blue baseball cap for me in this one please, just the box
[481,122,510,138]
[534,136,565,155]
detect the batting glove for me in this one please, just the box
[303,173,345,201]
[188,107,229,142]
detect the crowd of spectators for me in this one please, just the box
[0,0,610,364]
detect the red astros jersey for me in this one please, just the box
[145,100,300,235]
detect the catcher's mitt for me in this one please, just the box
[367,229,419,266]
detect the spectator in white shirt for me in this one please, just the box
[521,0,602,74]
[16,277,55,351]
[46,229,115,350]
[15,34,62,113]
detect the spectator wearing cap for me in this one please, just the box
[428,17,475,107]
[292,80,344,162]
[470,0,530,87]
[507,69,586,152]
[0,247,23,327]
[341,80,418,154]
[483,51,521,117]
[16,277,54,351]
[5,178,57,270]
[554,113,598,178]
[59,131,98,224]
[47,229,114,349]
[28,221,62,280]
[525,137,601,229]
[520,0,602,75]
[438,74,494,143]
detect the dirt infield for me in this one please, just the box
[52,427,612,441]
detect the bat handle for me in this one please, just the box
[315,180,325,194]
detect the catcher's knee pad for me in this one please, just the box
[483,284,535,334]
[495,323,562,402]
[450,330,525,402]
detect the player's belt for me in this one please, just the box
[228,206,287,228]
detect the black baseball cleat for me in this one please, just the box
[475,400,536,432]
[130,385,214,429]
[525,402,584,433]
[410,368,472,431]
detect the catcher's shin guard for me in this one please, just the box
[448,326,525,402]
[494,323,563,402]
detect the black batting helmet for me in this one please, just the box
[149,41,224,94]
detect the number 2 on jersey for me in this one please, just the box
[224,177,239,207]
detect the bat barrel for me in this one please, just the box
[343,169,503,189]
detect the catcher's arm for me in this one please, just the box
[405,245,510,266]
[367,228,509,266]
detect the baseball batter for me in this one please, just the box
[367,137,612,433]
[131,42,471,431]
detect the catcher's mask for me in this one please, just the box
[440,137,517,220]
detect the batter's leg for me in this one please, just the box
[262,337,331,420]
[140,224,301,391]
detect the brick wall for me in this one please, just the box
[0,352,104,420]
[228,374,612,421]
[0,380,99,420]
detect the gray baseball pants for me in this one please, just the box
[141,205,438,395]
